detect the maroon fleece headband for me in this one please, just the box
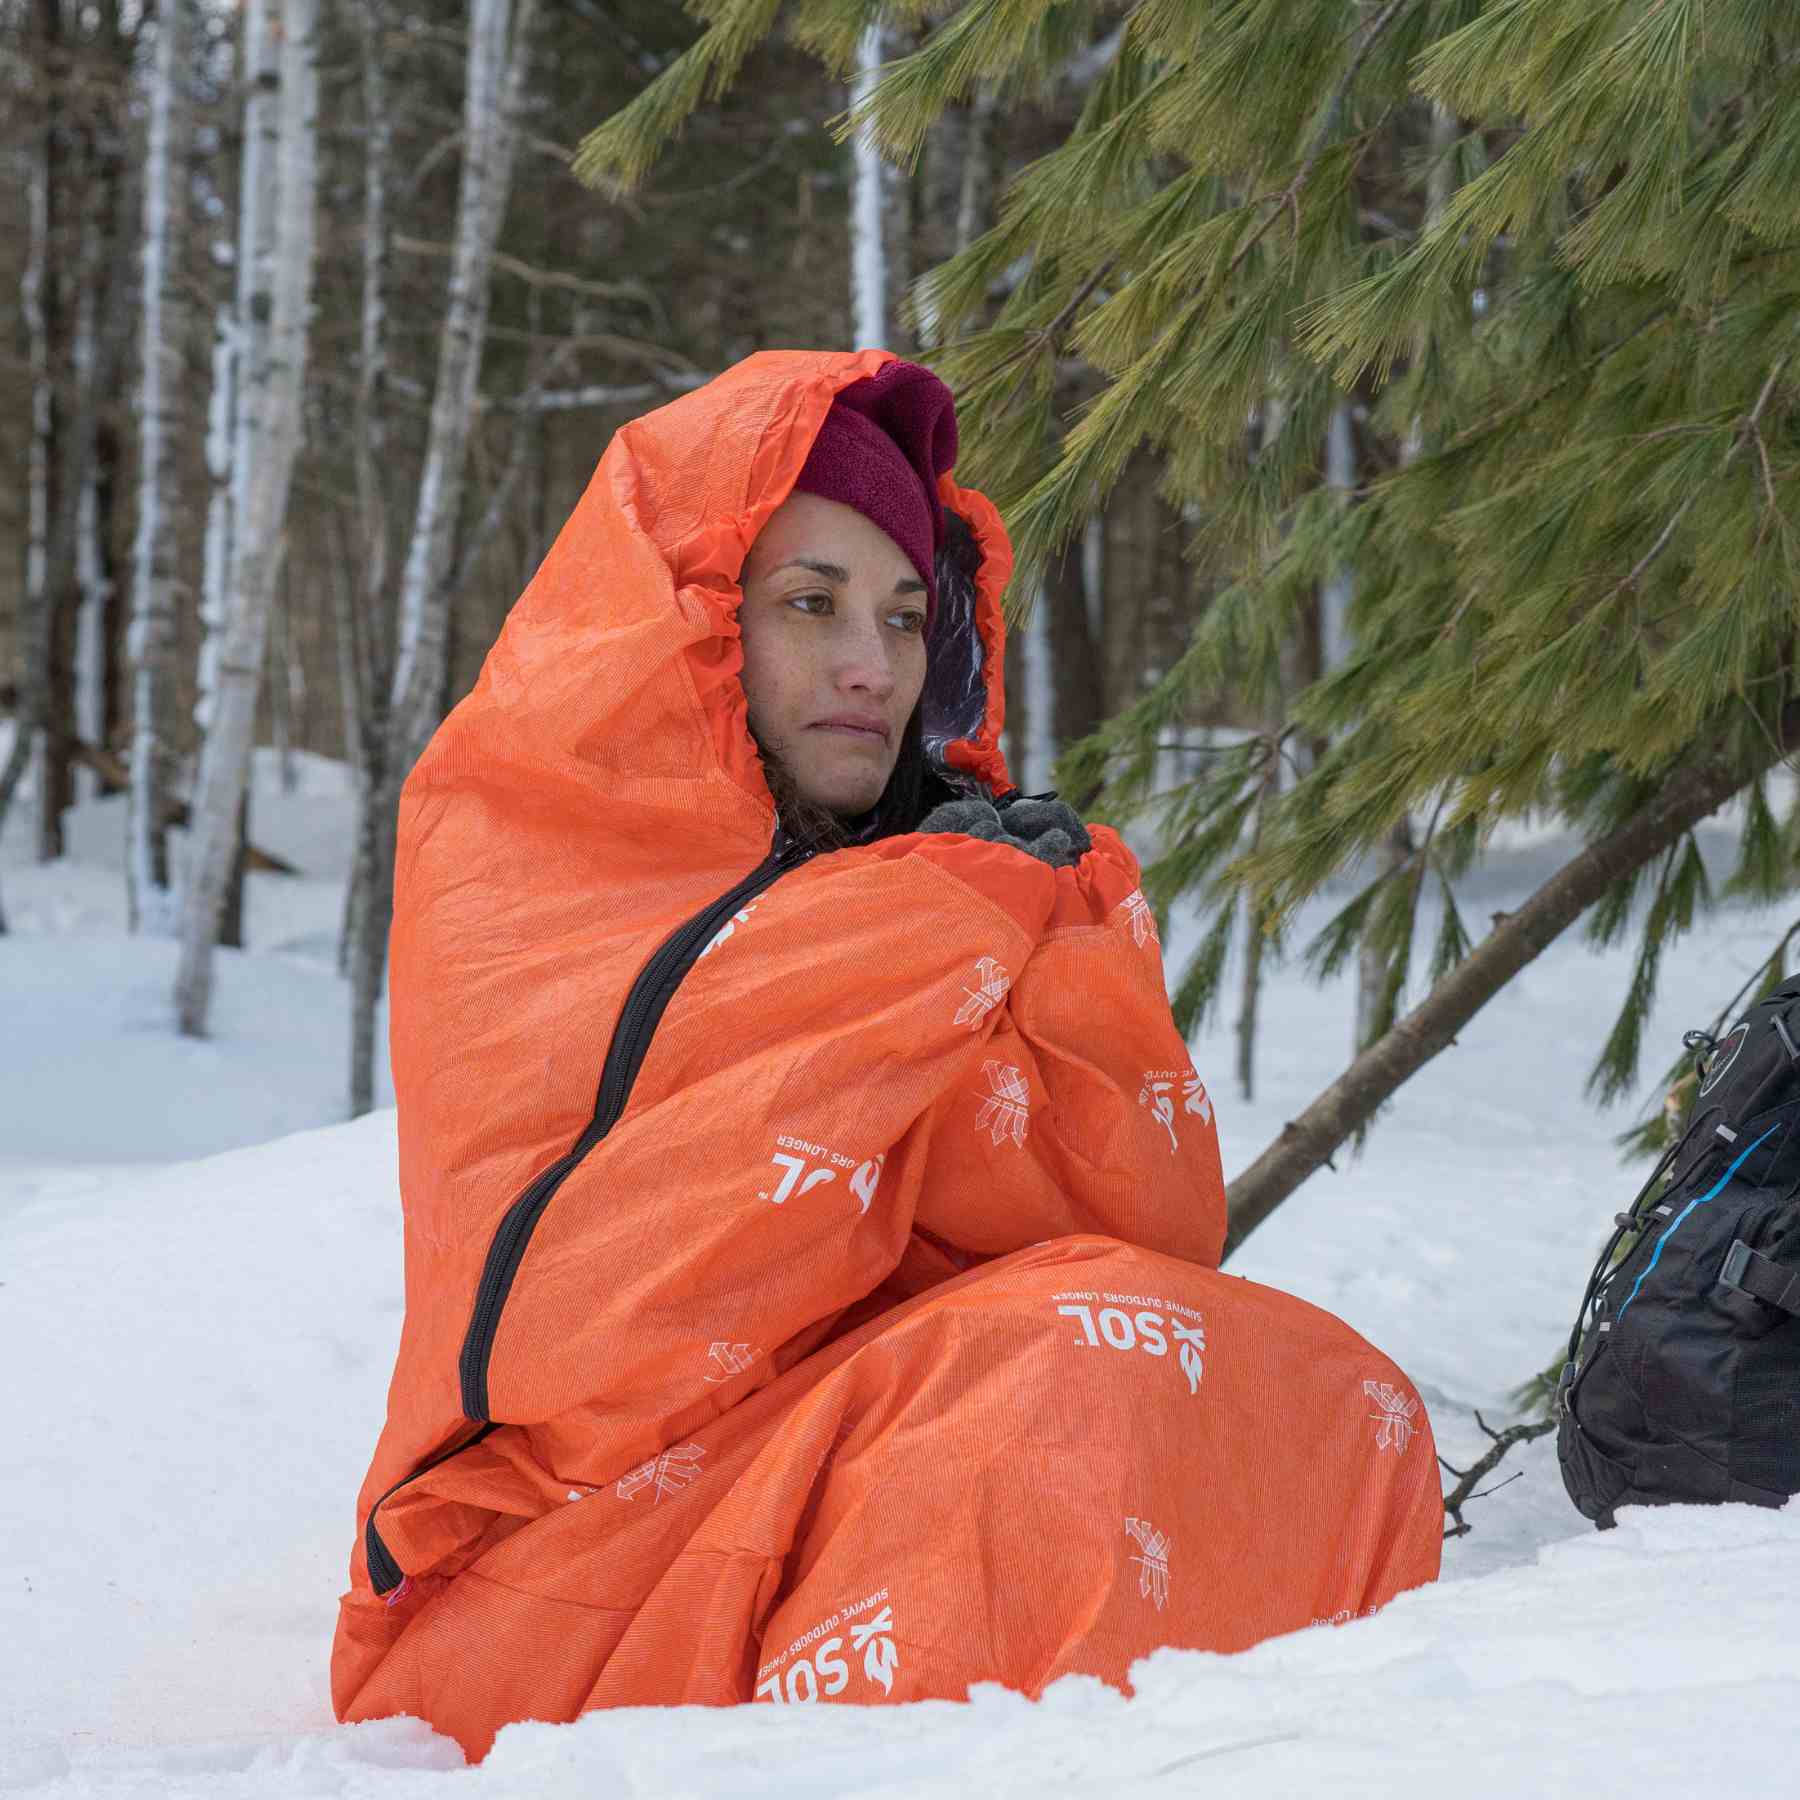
[791,360,959,629]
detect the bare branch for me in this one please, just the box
[1441,1410,1556,1538]
[391,232,655,307]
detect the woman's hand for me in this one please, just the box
[917,794,1091,868]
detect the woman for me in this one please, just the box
[333,351,1441,1759]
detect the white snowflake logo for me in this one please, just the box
[1125,1517,1172,1610]
[1139,1067,1213,1152]
[1363,1380,1419,1454]
[1120,889,1159,949]
[1182,1070,1212,1125]
[849,1153,884,1216]
[849,1607,899,1695]
[975,1060,1031,1148]
[1170,1319,1206,1394]
[704,1342,756,1383]
[954,956,1011,1029]
[616,1442,706,1503]
[1139,1076,1179,1151]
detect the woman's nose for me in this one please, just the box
[831,619,898,695]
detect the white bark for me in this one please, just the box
[175,0,319,1033]
[350,0,539,1116]
[197,302,237,741]
[386,0,538,776]
[355,0,393,642]
[851,23,887,348]
[0,139,54,869]
[125,0,191,933]
[1320,401,1355,671]
[338,0,392,983]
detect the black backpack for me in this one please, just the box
[1556,977,1800,1527]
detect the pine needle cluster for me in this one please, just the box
[579,0,1800,1119]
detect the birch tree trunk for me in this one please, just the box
[174,0,319,1034]
[340,0,395,982]
[0,134,55,897]
[850,22,889,349]
[125,0,191,933]
[73,96,130,808]
[348,0,539,1116]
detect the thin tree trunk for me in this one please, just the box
[72,101,129,807]
[1228,391,1290,1085]
[1352,100,1460,1045]
[955,89,998,259]
[126,0,190,931]
[350,0,539,1116]
[175,0,319,1033]
[339,0,393,984]
[850,22,888,348]
[27,0,82,865]
[1225,709,1800,1253]
[1235,732,1281,1101]
[2,4,62,877]
[1046,535,1105,754]
[0,131,56,879]
[270,552,294,791]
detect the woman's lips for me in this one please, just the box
[808,717,890,743]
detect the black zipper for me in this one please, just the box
[364,1421,497,1594]
[362,836,811,1595]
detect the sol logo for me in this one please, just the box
[1060,1303,1169,1355]
[761,1139,884,1214]
[756,1597,898,1703]
[763,1152,838,1205]
[1056,1303,1206,1392]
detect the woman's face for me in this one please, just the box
[738,492,930,817]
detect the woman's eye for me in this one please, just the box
[789,592,833,615]
[889,609,927,635]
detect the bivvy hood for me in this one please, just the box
[334,350,1443,1760]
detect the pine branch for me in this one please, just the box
[957,254,1118,403]
[1224,701,1800,1254]
[1608,345,1796,602]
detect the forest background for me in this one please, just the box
[6,0,1800,1259]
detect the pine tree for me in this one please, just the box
[578,1,1800,1240]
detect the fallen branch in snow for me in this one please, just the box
[1440,1410,1556,1538]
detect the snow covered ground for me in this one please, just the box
[4,762,1798,1797]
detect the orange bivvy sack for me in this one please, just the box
[332,350,1443,1760]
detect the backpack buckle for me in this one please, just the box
[1720,1238,1754,1294]
[1717,1237,1800,1315]
[1552,1361,1576,1421]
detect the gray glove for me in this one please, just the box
[917,795,1092,868]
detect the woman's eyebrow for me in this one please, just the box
[769,557,925,596]
[770,556,849,583]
